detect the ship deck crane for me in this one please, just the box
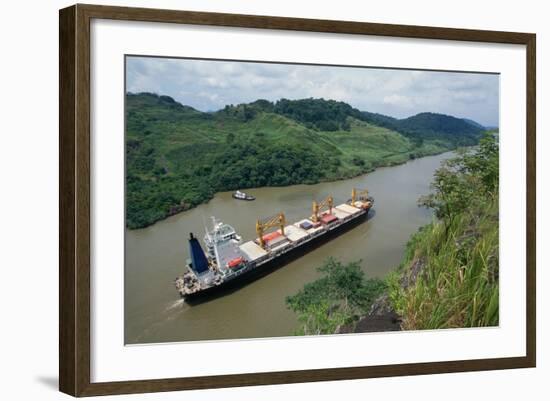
[350,187,372,209]
[256,212,286,249]
[311,195,334,223]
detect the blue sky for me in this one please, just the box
[126,56,499,127]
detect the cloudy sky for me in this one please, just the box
[126,56,499,127]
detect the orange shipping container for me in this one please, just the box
[262,231,282,242]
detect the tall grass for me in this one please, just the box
[388,197,499,329]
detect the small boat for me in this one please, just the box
[232,190,255,201]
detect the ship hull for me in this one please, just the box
[183,208,371,304]
[232,194,255,201]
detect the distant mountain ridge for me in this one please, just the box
[125,92,487,228]
[129,93,486,144]
[215,96,485,146]
[462,118,485,129]
[361,111,484,146]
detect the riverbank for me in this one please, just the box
[126,93,487,230]
[336,195,498,334]
[285,133,499,334]
[127,145,453,230]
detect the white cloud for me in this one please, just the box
[126,57,499,126]
[382,94,413,107]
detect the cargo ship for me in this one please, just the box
[175,188,373,303]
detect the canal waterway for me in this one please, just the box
[125,152,453,344]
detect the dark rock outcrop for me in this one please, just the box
[336,294,401,334]
[336,256,430,334]
[352,294,402,333]
[400,256,426,289]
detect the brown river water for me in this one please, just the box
[125,152,452,344]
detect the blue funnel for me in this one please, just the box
[188,233,209,275]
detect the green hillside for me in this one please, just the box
[362,110,484,146]
[126,93,484,229]
[388,132,499,329]
[285,132,499,334]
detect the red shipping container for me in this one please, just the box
[320,214,338,225]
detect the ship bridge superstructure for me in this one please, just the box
[204,217,243,274]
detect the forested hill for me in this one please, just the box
[361,110,484,146]
[126,93,485,229]
[220,97,484,147]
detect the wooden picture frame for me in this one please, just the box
[59,3,536,397]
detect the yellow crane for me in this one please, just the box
[350,187,371,208]
[256,212,286,249]
[311,195,334,223]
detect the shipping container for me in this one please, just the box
[320,214,338,225]
[262,231,282,242]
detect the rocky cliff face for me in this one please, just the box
[336,257,428,334]
[336,294,401,334]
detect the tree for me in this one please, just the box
[419,131,499,226]
[286,258,386,335]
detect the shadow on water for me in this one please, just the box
[367,208,376,221]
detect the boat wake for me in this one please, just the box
[165,298,185,312]
[131,299,188,344]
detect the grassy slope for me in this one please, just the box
[387,193,499,329]
[126,93,468,229]
[284,133,499,334]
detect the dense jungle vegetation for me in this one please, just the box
[126,93,485,229]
